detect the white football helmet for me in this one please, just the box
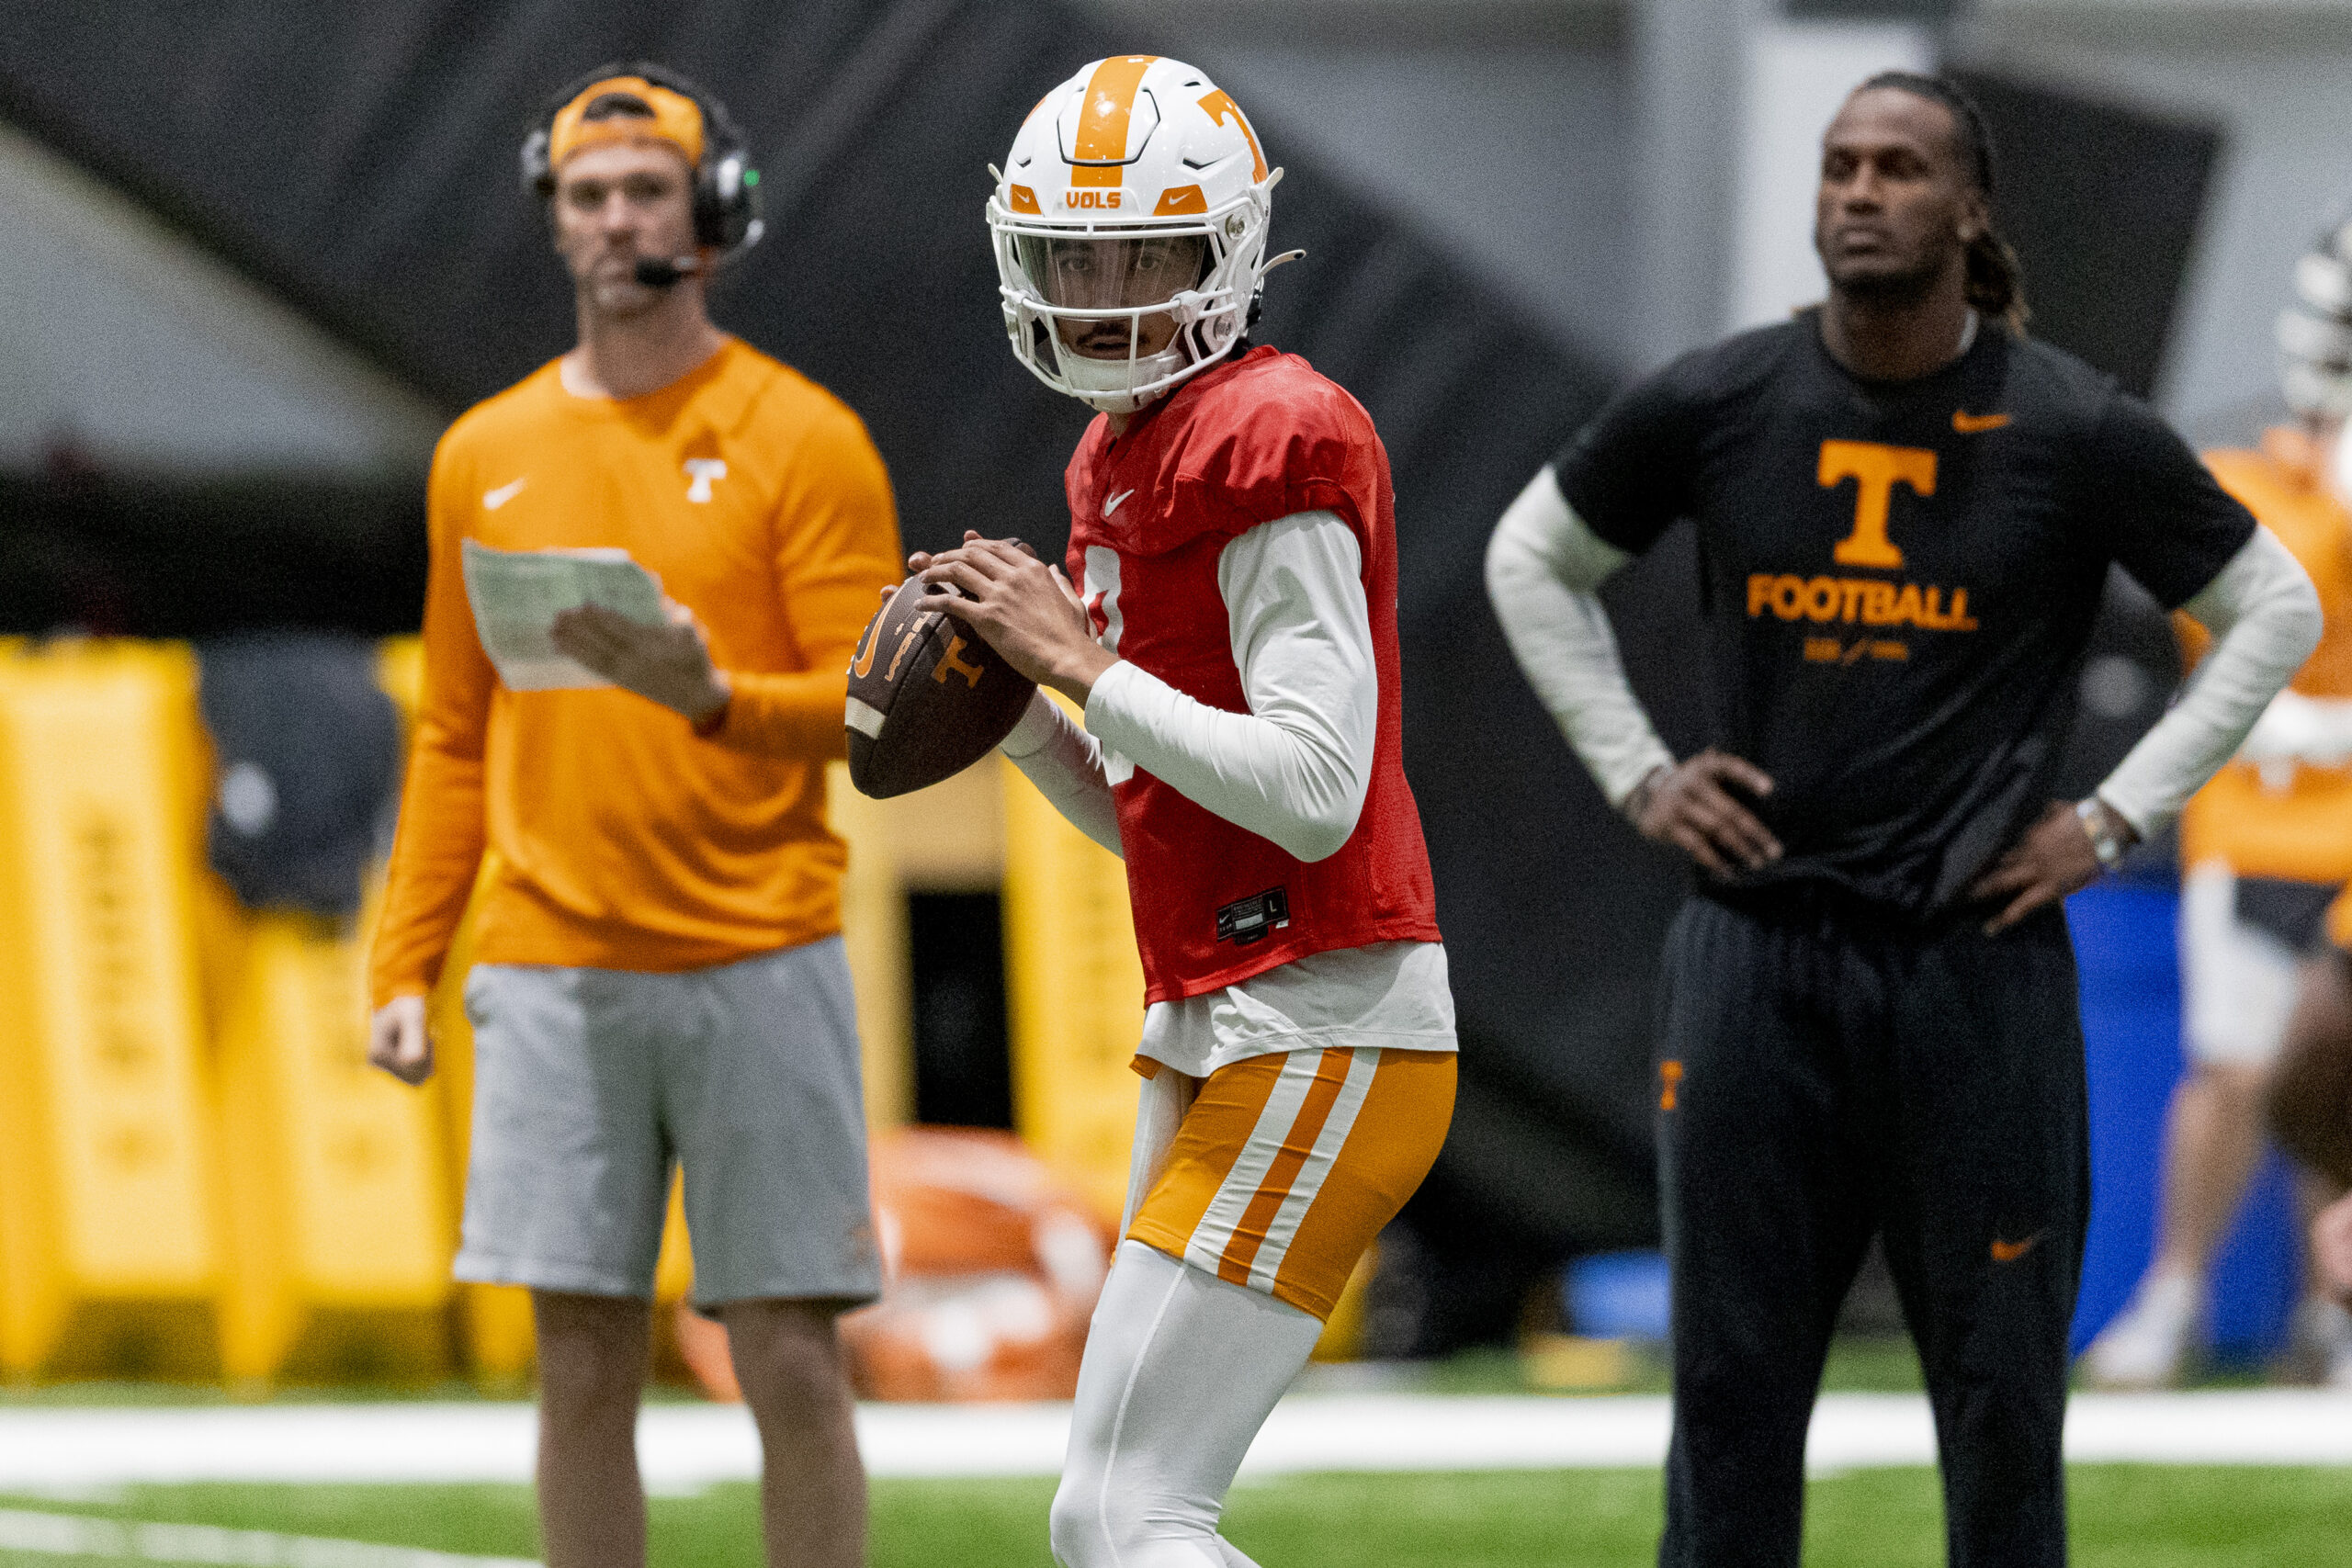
[2278,217,2352,423]
[987,56,1299,413]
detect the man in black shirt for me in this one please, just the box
[1488,74,2321,1566]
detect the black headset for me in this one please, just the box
[520,61,763,261]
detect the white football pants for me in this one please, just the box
[1050,1239,1325,1568]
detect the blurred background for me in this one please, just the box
[1,0,2348,1562]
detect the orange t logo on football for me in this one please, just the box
[1819,440,1937,570]
[934,636,986,689]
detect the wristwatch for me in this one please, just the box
[2075,796,2129,871]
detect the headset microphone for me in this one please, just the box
[525,64,763,282]
[633,254,702,288]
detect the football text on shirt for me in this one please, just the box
[1745,574,1978,632]
[1746,439,1981,650]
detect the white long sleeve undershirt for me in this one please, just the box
[1483,464,2324,837]
[1483,467,1671,807]
[999,684,1124,853]
[2101,525,2321,834]
[1001,510,1378,863]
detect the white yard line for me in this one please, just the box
[0,1506,537,1567]
[0,1392,2346,1492]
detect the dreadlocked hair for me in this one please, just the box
[1857,70,2030,335]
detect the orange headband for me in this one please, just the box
[548,75,705,171]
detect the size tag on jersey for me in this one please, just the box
[1216,886,1290,945]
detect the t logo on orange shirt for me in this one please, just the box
[1818,440,1937,570]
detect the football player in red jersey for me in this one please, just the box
[912,56,1456,1568]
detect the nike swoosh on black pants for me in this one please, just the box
[1653,888,2088,1568]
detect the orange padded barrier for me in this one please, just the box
[0,643,221,1377]
[214,906,455,1382]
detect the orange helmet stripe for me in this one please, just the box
[1069,55,1158,187]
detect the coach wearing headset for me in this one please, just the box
[366,64,899,1568]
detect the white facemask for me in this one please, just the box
[1050,337,1192,415]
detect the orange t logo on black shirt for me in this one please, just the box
[1819,440,1937,570]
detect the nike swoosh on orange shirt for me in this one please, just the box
[1952,411,2012,434]
[1990,1232,2045,1264]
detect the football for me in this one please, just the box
[844,576,1038,798]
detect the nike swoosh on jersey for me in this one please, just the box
[1990,1232,2044,1264]
[1103,488,1136,516]
[482,477,527,510]
[1952,411,2012,434]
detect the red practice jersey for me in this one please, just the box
[1063,345,1442,1005]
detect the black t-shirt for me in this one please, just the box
[1554,313,2255,914]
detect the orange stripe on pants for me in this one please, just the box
[1217,1047,1356,1287]
[1128,1047,1455,1320]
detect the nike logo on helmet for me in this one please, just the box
[482,477,527,510]
[1103,488,1136,516]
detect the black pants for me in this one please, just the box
[1656,891,2089,1568]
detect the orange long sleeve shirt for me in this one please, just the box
[369,339,901,1005]
[2177,429,2352,884]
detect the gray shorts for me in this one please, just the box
[456,937,882,1307]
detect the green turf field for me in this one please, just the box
[7,1467,2351,1567]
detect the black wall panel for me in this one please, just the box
[1953,69,2221,402]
